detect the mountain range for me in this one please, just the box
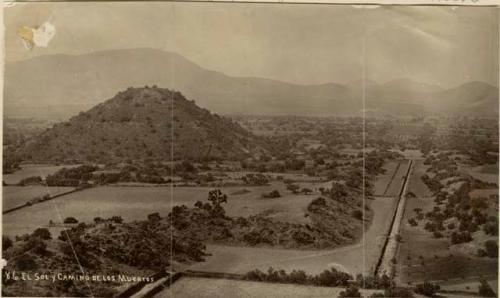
[4,48,499,119]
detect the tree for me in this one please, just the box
[208,189,228,218]
[408,218,418,226]
[63,217,79,224]
[147,212,161,222]
[484,240,498,258]
[3,236,13,251]
[32,228,52,240]
[352,210,364,220]
[262,190,281,199]
[339,285,362,297]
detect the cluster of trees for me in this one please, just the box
[414,281,440,297]
[244,268,417,298]
[3,228,54,273]
[477,240,498,258]
[17,176,42,186]
[93,216,124,224]
[46,165,98,186]
[244,267,351,288]
[416,174,498,246]
[3,154,22,175]
[241,173,269,186]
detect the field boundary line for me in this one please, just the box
[2,187,84,215]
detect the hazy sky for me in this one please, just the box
[4,3,499,87]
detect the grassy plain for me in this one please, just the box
[2,181,322,237]
[159,277,384,298]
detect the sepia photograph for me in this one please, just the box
[1,2,499,297]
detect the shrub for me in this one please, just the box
[23,236,48,255]
[110,216,123,224]
[424,222,436,232]
[352,210,364,220]
[288,270,308,284]
[313,268,351,287]
[32,228,52,240]
[286,183,300,194]
[450,231,472,244]
[301,188,313,195]
[261,190,281,199]
[16,253,38,270]
[408,218,418,226]
[483,221,498,236]
[147,212,161,222]
[415,281,440,297]
[339,285,361,297]
[432,231,443,239]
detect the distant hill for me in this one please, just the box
[4,48,499,118]
[16,87,266,163]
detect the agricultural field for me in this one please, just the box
[385,160,410,197]
[373,161,401,196]
[2,186,74,210]
[159,277,384,298]
[2,186,173,237]
[189,196,398,276]
[407,160,432,197]
[458,164,499,184]
[3,164,79,185]
[2,181,323,237]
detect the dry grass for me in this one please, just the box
[189,196,398,277]
[458,165,499,184]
